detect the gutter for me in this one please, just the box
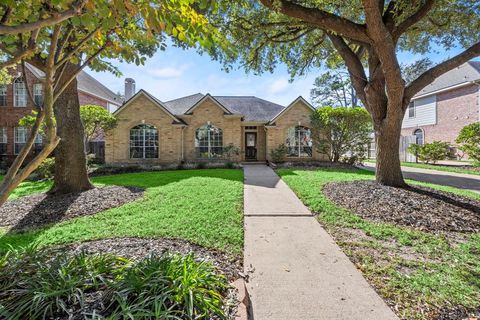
[413,81,478,100]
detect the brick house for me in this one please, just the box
[401,61,480,152]
[0,64,122,164]
[105,90,325,163]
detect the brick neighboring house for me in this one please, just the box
[105,90,325,164]
[401,61,480,155]
[0,64,122,165]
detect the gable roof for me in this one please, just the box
[113,89,185,125]
[184,94,233,115]
[268,96,315,124]
[164,93,285,122]
[413,61,480,99]
[25,63,123,106]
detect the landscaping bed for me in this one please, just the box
[323,180,480,233]
[0,186,144,231]
[63,237,242,281]
[278,167,480,320]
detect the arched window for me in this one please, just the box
[286,126,313,157]
[14,78,27,107]
[195,123,223,158]
[129,124,158,159]
[414,129,424,145]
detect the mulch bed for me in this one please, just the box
[62,237,243,281]
[323,180,480,233]
[0,186,144,231]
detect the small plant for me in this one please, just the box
[408,141,450,164]
[33,157,55,180]
[270,144,288,162]
[196,162,207,169]
[456,122,480,166]
[223,143,240,162]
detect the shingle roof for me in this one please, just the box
[25,63,123,105]
[163,93,286,122]
[414,61,480,98]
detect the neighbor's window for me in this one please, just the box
[414,129,424,145]
[286,126,313,157]
[0,127,7,154]
[408,102,415,118]
[0,85,6,106]
[14,127,28,154]
[195,123,223,159]
[33,83,43,106]
[129,124,159,159]
[33,133,43,153]
[14,78,27,107]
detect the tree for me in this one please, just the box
[80,105,118,152]
[311,107,372,163]
[311,70,358,107]
[0,0,220,205]
[456,122,480,166]
[206,0,480,187]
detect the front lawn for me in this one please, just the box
[365,159,480,176]
[278,167,480,320]
[0,169,244,254]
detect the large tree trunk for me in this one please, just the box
[49,63,93,194]
[373,112,406,188]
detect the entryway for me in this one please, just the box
[245,132,257,161]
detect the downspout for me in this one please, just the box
[264,125,269,163]
[181,126,185,162]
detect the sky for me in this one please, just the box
[87,43,469,106]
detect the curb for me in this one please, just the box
[232,278,251,320]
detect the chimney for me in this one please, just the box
[124,78,136,100]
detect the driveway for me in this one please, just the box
[361,163,480,193]
[243,165,398,320]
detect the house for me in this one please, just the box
[105,90,324,163]
[401,61,480,151]
[0,64,122,164]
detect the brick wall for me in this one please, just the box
[401,84,479,144]
[78,91,108,108]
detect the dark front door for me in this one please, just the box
[245,132,257,160]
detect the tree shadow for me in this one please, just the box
[407,186,480,215]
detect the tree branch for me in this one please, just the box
[405,42,480,101]
[0,0,86,35]
[258,0,371,44]
[393,0,436,41]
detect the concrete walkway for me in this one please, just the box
[243,165,398,320]
[361,163,480,193]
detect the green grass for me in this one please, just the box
[0,169,244,255]
[278,167,480,319]
[365,159,480,176]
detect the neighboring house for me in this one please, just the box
[105,90,324,163]
[0,64,122,164]
[401,61,480,151]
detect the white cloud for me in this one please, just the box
[267,78,290,94]
[147,64,190,79]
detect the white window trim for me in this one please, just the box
[14,127,28,154]
[128,124,159,159]
[14,78,27,107]
[0,127,7,155]
[0,85,7,106]
[408,102,415,118]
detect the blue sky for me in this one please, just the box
[88,43,468,106]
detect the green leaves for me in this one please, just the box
[456,123,480,165]
[80,104,118,142]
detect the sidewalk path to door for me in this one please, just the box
[361,163,480,193]
[243,165,398,320]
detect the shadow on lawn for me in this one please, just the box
[0,169,243,253]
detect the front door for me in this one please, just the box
[245,132,257,160]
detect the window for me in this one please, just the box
[14,78,27,107]
[0,128,7,154]
[33,133,43,153]
[414,129,424,145]
[286,126,313,157]
[245,126,257,130]
[0,85,6,106]
[33,83,43,106]
[129,124,158,159]
[408,102,415,118]
[195,123,223,159]
[14,127,28,154]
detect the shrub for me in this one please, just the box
[270,144,288,162]
[223,143,240,162]
[33,157,55,180]
[456,123,480,166]
[408,141,450,164]
[196,162,207,169]
[0,248,228,320]
[310,106,372,163]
